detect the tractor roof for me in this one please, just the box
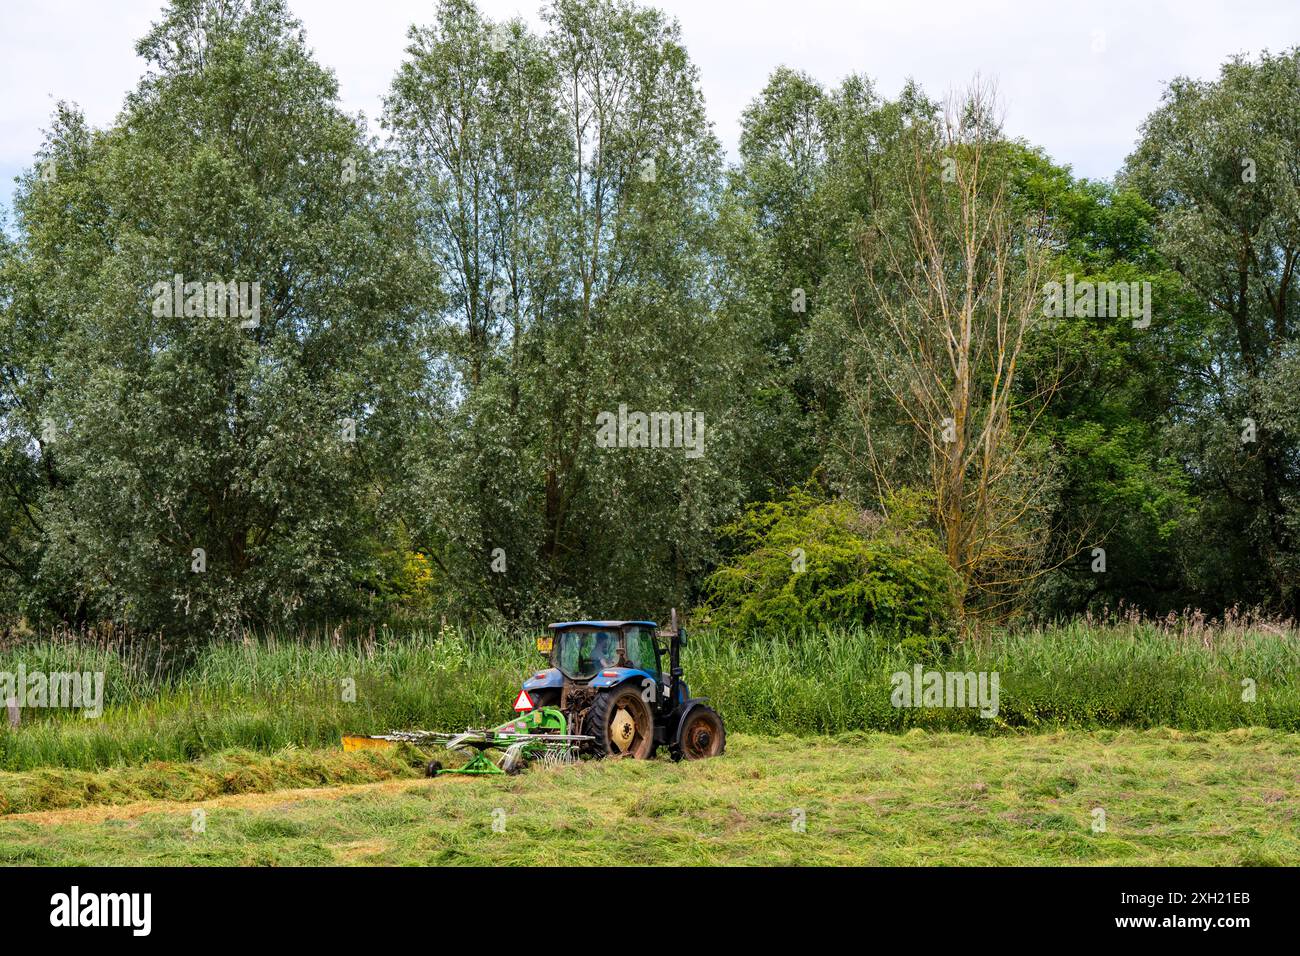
[547,620,657,630]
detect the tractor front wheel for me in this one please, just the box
[671,705,726,760]
[585,686,655,759]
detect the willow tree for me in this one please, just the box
[1126,48,1300,613]
[385,0,755,620]
[5,0,434,634]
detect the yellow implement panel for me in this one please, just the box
[341,735,396,752]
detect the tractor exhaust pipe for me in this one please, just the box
[668,607,683,712]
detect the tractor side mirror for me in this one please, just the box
[678,630,687,648]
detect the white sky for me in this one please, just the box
[2,0,1298,219]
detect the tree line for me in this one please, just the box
[2,0,1298,636]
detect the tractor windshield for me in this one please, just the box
[555,629,619,680]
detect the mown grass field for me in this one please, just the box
[0,621,1295,865]
[1,730,1296,866]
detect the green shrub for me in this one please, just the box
[702,485,961,635]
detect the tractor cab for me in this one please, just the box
[549,621,660,681]
[525,621,663,699]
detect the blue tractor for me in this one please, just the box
[520,610,725,761]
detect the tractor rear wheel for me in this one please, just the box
[585,685,655,759]
[671,705,726,760]
[529,689,561,710]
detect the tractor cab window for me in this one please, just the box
[624,627,659,674]
[556,629,618,680]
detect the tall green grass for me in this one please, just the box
[0,619,1296,771]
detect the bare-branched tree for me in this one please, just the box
[852,81,1066,613]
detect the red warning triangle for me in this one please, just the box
[513,689,535,711]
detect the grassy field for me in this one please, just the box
[1,618,1298,772]
[1,729,1296,866]
[0,620,1293,866]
